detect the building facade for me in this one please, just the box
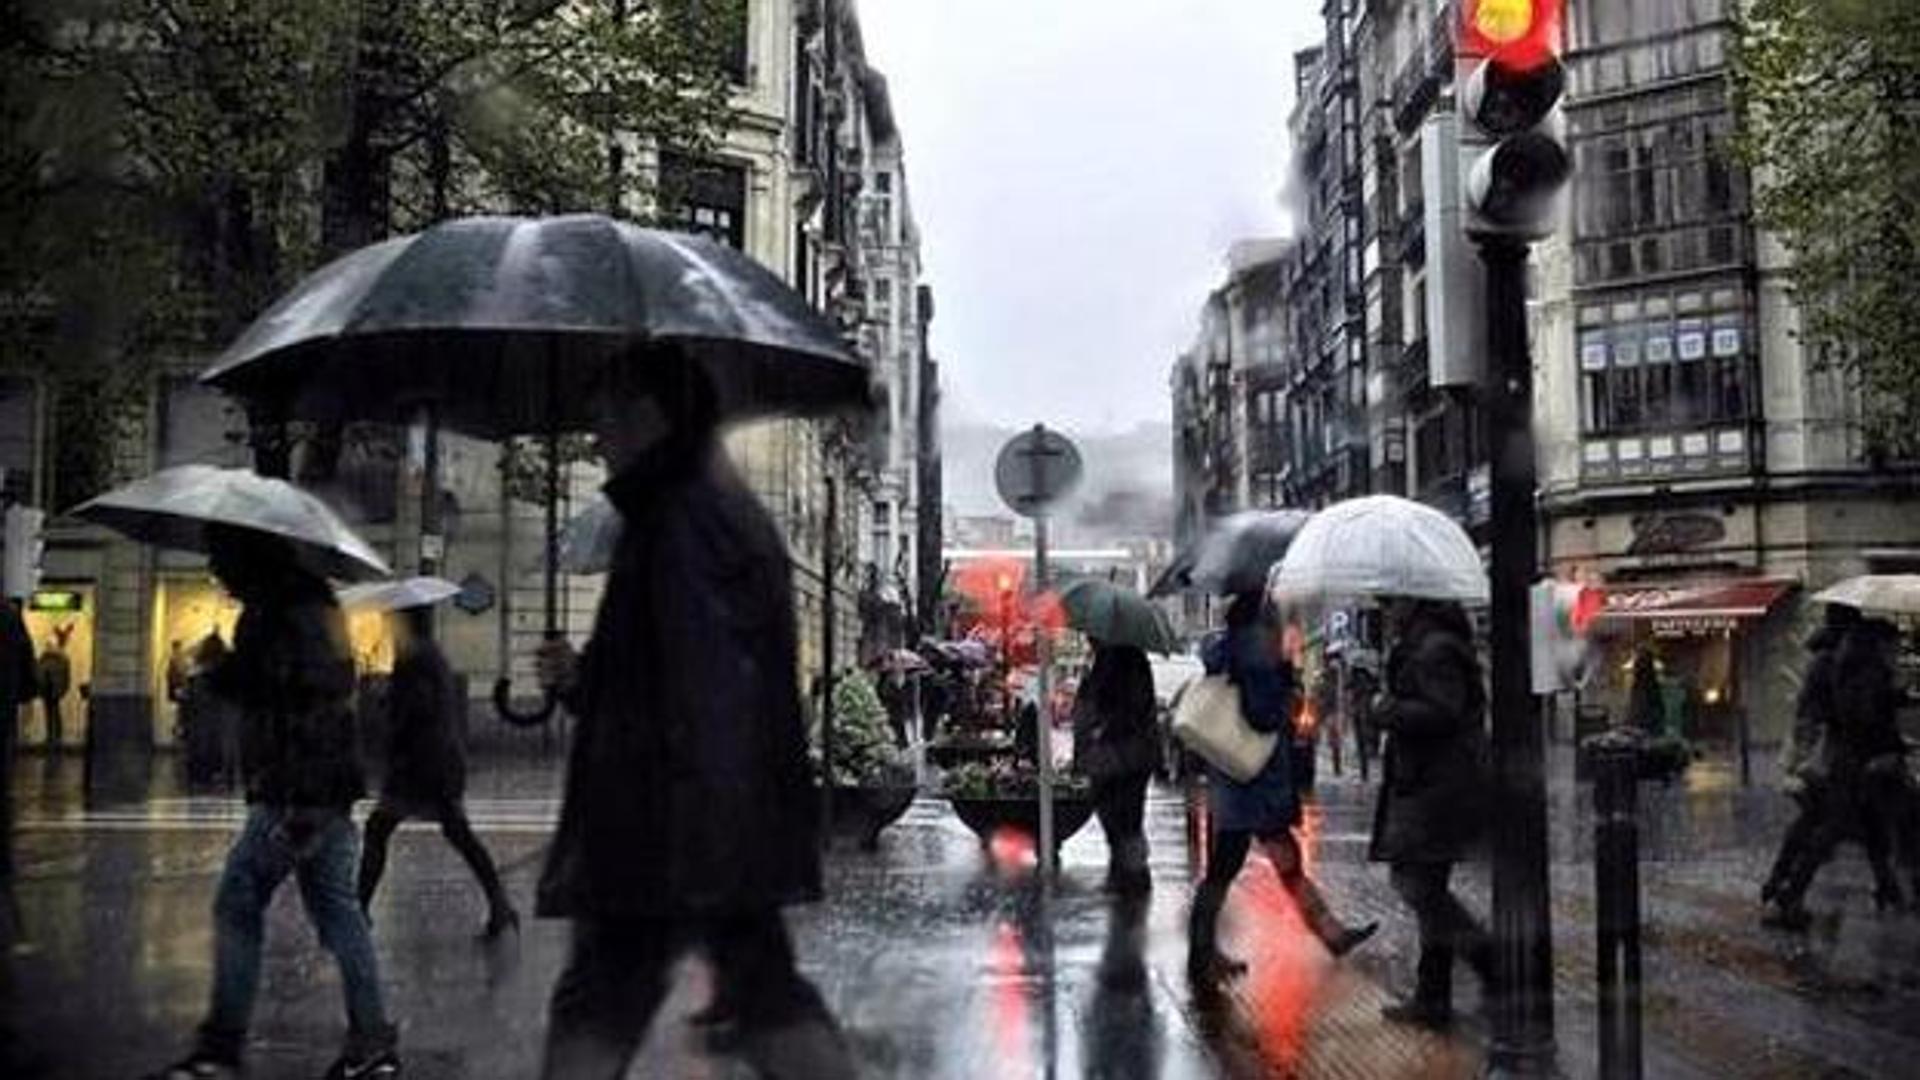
[1171,0,1920,755]
[1,0,941,753]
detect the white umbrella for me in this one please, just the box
[1268,494,1489,605]
[70,465,389,581]
[337,575,462,611]
[1812,574,1920,616]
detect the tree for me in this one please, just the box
[1733,0,1920,459]
[0,0,746,501]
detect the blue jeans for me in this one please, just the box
[198,806,393,1061]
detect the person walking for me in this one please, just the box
[1187,592,1377,992]
[1073,640,1162,894]
[1372,598,1495,1030]
[1766,617,1915,926]
[1760,605,1855,906]
[148,524,397,1080]
[1347,658,1381,782]
[533,355,854,1079]
[357,603,517,939]
[34,638,68,751]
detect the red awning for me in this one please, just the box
[1592,578,1796,629]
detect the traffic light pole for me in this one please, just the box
[1478,235,1557,1075]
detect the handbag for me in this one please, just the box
[1171,674,1278,783]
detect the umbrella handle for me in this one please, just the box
[492,676,558,727]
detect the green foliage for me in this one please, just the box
[941,758,1088,799]
[813,670,912,787]
[1733,0,1920,457]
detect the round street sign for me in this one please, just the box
[995,425,1083,519]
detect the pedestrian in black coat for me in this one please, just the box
[1762,605,1857,907]
[1073,641,1161,892]
[533,355,852,1079]
[356,605,516,938]
[0,599,41,1076]
[1768,617,1917,924]
[1371,598,1493,1030]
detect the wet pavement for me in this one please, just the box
[6,745,1919,1078]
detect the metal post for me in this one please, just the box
[1588,731,1644,1080]
[1035,510,1055,880]
[821,468,838,842]
[1478,236,1557,1074]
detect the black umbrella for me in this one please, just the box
[202,214,870,723]
[1189,510,1312,596]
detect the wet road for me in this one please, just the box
[7,747,1919,1078]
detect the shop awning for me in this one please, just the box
[1592,578,1796,633]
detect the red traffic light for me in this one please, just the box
[1460,0,1563,73]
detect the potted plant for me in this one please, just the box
[814,671,918,850]
[941,757,1096,855]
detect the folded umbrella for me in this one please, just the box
[336,575,462,612]
[1268,495,1488,605]
[1190,510,1312,596]
[1057,579,1178,654]
[69,465,389,582]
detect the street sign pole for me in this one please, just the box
[1034,508,1055,880]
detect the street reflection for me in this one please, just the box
[1085,891,1163,1079]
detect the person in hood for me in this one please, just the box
[357,602,516,938]
[533,354,853,1078]
[149,525,396,1080]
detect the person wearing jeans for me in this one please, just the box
[150,525,397,1080]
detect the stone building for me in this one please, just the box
[0,0,940,754]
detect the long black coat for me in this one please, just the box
[1369,607,1487,864]
[1071,644,1161,781]
[535,446,821,920]
[381,639,466,806]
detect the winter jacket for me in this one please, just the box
[1201,624,1299,834]
[1781,627,1843,788]
[535,443,821,920]
[1072,644,1162,781]
[1369,605,1487,864]
[381,638,467,806]
[1830,628,1907,769]
[210,573,363,811]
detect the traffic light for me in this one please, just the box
[1529,578,1601,693]
[3,505,46,601]
[1457,0,1569,238]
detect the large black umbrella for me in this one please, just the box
[201,214,870,722]
[1189,510,1312,596]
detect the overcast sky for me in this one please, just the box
[859,1,1325,436]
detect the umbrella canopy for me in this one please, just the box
[200,213,870,437]
[336,575,462,611]
[1146,543,1198,599]
[1813,574,1920,616]
[1190,510,1312,596]
[554,493,621,576]
[1268,495,1488,605]
[870,648,931,674]
[1057,579,1178,654]
[70,465,389,582]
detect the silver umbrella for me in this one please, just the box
[1268,495,1489,605]
[336,575,462,611]
[70,465,389,582]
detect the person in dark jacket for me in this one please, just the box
[150,524,396,1080]
[1767,617,1914,926]
[533,355,853,1078]
[1372,598,1493,1030]
[356,604,517,938]
[34,638,68,751]
[1761,605,1857,905]
[1187,592,1376,992]
[1073,640,1162,893]
[1,596,43,1077]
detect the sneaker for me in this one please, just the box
[144,1054,239,1080]
[324,1049,399,1080]
[1381,999,1454,1030]
[1328,921,1380,959]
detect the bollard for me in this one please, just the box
[1585,729,1645,1080]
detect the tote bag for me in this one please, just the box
[1170,674,1278,783]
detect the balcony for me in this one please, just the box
[1391,6,1455,133]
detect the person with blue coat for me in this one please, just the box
[1187,591,1377,990]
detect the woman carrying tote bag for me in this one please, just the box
[1186,591,1377,991]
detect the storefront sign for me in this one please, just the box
[28,589,84,613]
[1627,513,1726,555]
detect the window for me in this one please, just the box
[1578,282,1754,459]
[658,154,747,249]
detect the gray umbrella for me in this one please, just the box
[199,214,868,434]
[1190,510,1312,596]
[1058,579,1178,654]
[70,465,389,582]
